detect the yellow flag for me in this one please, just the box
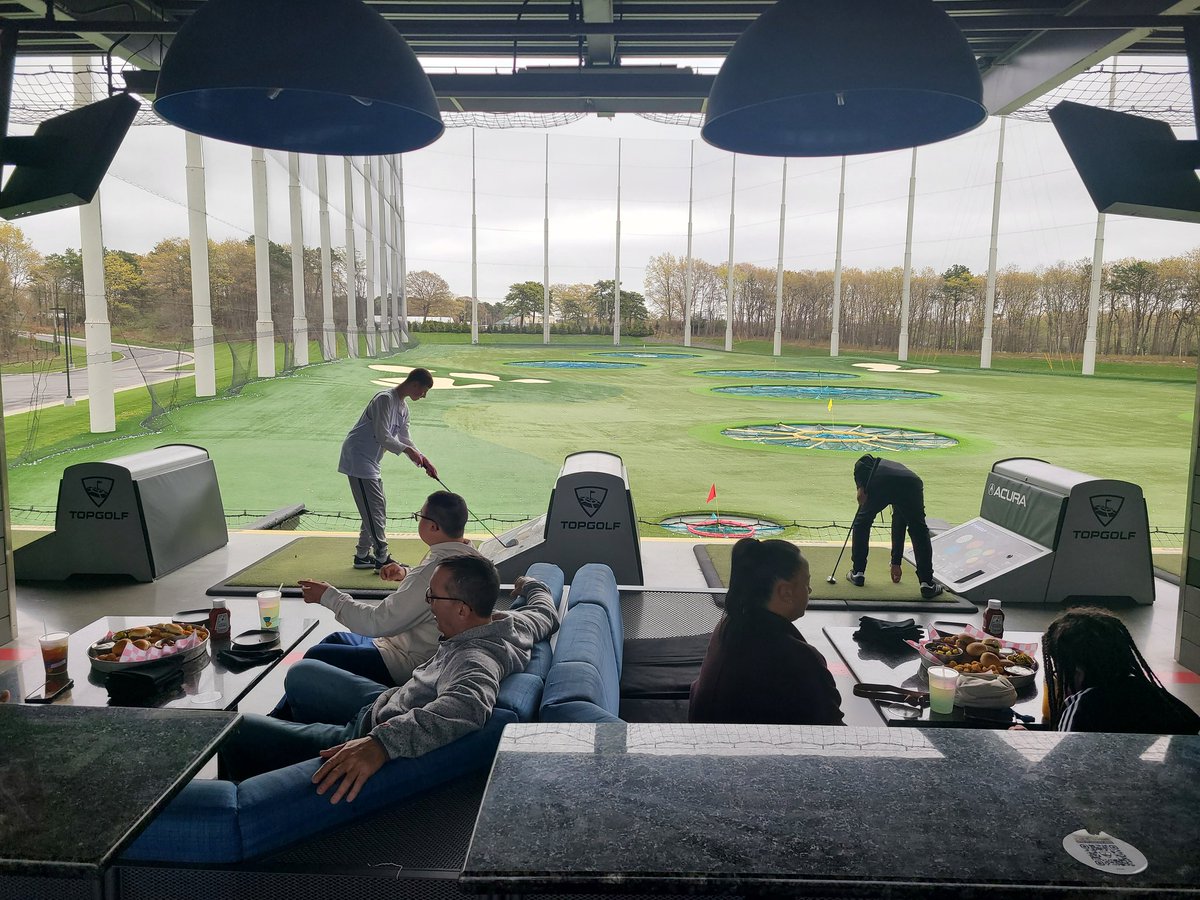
[827,398,833,413]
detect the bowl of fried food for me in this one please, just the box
[89,621,209,672]
[921,640,964,664]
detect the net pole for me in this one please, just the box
[724,154,736,353]
[343,158,359,358]
[830,156,846,357]
[471,129,479,345]
[376,155,392,352]
[396,155,409,344]
[981,117,1006,371]
[898,147,917,362]
[683,141,695,348]
[543,134,550,345]
[773,157,787,358]
[318,154,336,360]
[614,138,622,347]
[251,147,276,377]
[287,152,309,368]
[185,132,217,396]
[362,157,377,357]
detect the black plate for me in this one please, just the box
[172,608,211,626]
[231,629,281,650]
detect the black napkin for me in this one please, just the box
[852,615,921,645]
[106,666,185,704]
[217,646,283,672]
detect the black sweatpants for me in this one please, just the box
[849,479,933,584]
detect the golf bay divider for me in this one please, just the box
[916,457,1154,605]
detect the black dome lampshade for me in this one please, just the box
[702,0,987,157]
[153,0,444,155]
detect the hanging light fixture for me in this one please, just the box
[153,0,444,155]
[702,0,986,157]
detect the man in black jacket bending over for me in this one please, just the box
[848,454,943,600]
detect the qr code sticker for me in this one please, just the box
[1077,839,1135,870]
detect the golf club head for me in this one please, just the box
[826,575,837,584]
[502,538,518,548]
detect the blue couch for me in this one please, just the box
[539,562,624,723]
[122,562,564,864]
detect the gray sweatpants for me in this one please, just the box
[348,476,388,560]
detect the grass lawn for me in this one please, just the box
[4,337,1196,543]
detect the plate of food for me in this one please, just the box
[88,622,210,673]
[909,627,1039,679]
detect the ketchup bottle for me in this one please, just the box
[208,598,232,641]
[982,599,1005,638]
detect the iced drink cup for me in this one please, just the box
[39,631,70,675]
[927,665,959,714]
[256,590,282,630]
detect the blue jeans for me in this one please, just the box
[224,660,389,781]
[270,633,394,718]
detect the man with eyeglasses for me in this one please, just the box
[219,555,559,807]
[285,492,480,706]
[338,367,439,572]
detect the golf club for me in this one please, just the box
[434,476,518,548]
[827,522,853,585]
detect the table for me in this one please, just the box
[823,623,1045,726]
[0,703,237,896]
[460,723,1200,897]
[0,598,317,712]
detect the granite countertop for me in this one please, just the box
[0,704,238,877]
[462,723,1200,896]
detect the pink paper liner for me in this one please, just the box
[103,629,202,663]
[906,624,1039,669]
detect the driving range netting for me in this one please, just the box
[722,423,958,452]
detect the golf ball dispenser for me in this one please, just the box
[481,450,644,584]
[15,444,229,582]
[913,458,1153,605]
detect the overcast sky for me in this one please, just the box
[10,61,1200,305]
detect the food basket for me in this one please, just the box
[907,624,1039,688]
[88,622,210,673]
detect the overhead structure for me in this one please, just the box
[702,0,986,157]
[152,0,443,154]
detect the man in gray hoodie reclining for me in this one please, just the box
[219,555,558,804]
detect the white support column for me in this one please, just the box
[252,148,275,378]
[184,132,216,397]
[376,156,391,352]
[981,117,1006,370]
[683,141,695,348]
[898,148,917,362]
[287,152,309,368]
[362,157,377,356]
[830,156,846,357]
[393,156,409,344]
[471,129,479,345]
[724,154,737,353]
[1083,65,1120,376]
[343,158,359,358]
[613,138,622,346]
[543,134,551,345]
[318,155,336,360]
[773,158,788,357]
[74,68,114,430]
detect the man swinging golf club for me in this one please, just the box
[847,454,943,600]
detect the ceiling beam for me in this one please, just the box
[7,0,170,68]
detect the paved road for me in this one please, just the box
[1,334,196,416]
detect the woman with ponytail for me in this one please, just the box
[688,538,844,725]
[1043,607,1199,734]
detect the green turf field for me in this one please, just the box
[4,338,1195,542]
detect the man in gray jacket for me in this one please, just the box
[221,556,558,804]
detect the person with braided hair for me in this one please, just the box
[1043,607,1199,734]
[688,538,844,725]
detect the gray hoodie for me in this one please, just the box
[362,582,559,759]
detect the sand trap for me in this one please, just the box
[449,372,501,381]
[511,378,551,384]
[852,363,940,374]
[371,378,490,391]
[370,365,419,374]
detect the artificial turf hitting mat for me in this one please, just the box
[694,543,978,612]
[208,536,428,598]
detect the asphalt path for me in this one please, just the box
[1,334,195,416]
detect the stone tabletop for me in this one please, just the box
[461,723,1200,896]
[0,704,238,877]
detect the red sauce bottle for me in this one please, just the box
[208,598,231,641]
[982,599,1005,638]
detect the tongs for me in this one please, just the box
[853,683,929,708]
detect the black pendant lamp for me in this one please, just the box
[153,0,444,155]
[702,0,986,157]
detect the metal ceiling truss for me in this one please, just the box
[0,1,1196,115]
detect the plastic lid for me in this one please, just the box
[212,598,227,608]
[987,599,1002,609]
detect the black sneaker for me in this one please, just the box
[920,582,944,599]
[352,554,376,570]
[847,570,865,587]
[374,555,397,571]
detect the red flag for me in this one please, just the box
[706,484,717,504]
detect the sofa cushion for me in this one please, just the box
[565,563,622,671]
[524,639,553,681]
[496,671,544,722]
[525,562,565,605]
[539,698,622,723]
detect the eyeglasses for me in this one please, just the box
[425,587,465,606]
[411,512,438,525]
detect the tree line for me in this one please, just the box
[1,218,1197,360]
